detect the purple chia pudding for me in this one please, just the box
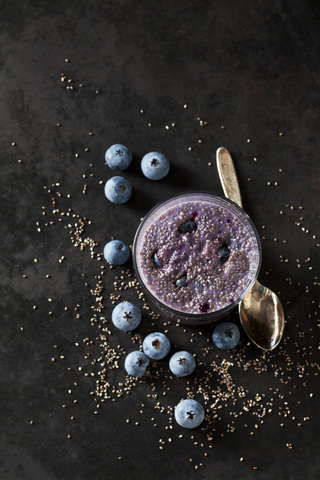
[133,193,261,324]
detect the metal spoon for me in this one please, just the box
[216,147,285,350]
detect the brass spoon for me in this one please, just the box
[216,147,285,350]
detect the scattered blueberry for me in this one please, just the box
[142,332,171,360]
[174,399,205,429]
[212,322,241,349]
[169,351,196,377]
[112,301,141,331]
[141,152,170,180]
[103,240,130,265]
[217,243,230,263]
[175,275,187,288]
[178,218,197,234]
[153,252,162,268]
[124,351,149,376]
[105,144,133,171]
[105,176,132,204]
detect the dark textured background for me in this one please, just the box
[1,1,319,479]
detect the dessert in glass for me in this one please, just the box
[133,192,261,325]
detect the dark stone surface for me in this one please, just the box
[1,1,319,479]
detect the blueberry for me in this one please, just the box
[212,322,241,349]
[153,252,162,268]
[141,152,170,180]
[175,275,187,288]
[112,301,142,331]
[169,351,196,377]
[217,243,230,263]
[105,144,133,171]
[124,351,149,376]
[142,332,171,360]
[103,240,130,265]
[199,302,210,313]
[178,219,197,234]
[105,176,132,204]
[174,399,205,429]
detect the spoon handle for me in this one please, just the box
[216,147,243,208]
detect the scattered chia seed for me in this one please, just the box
[32,95,319,473]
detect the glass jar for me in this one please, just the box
[133,192,261,325]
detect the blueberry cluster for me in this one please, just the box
[110,304,240,428]
[110,300,206,428]
[103,144,170,265]
[104,144,170,204]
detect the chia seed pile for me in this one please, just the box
[136,199,260,314]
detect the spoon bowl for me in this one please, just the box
[216,147,285,350]
[239,281,285,350]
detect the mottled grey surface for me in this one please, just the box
[1,1,320,479]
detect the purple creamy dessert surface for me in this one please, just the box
[137,199,260,314]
